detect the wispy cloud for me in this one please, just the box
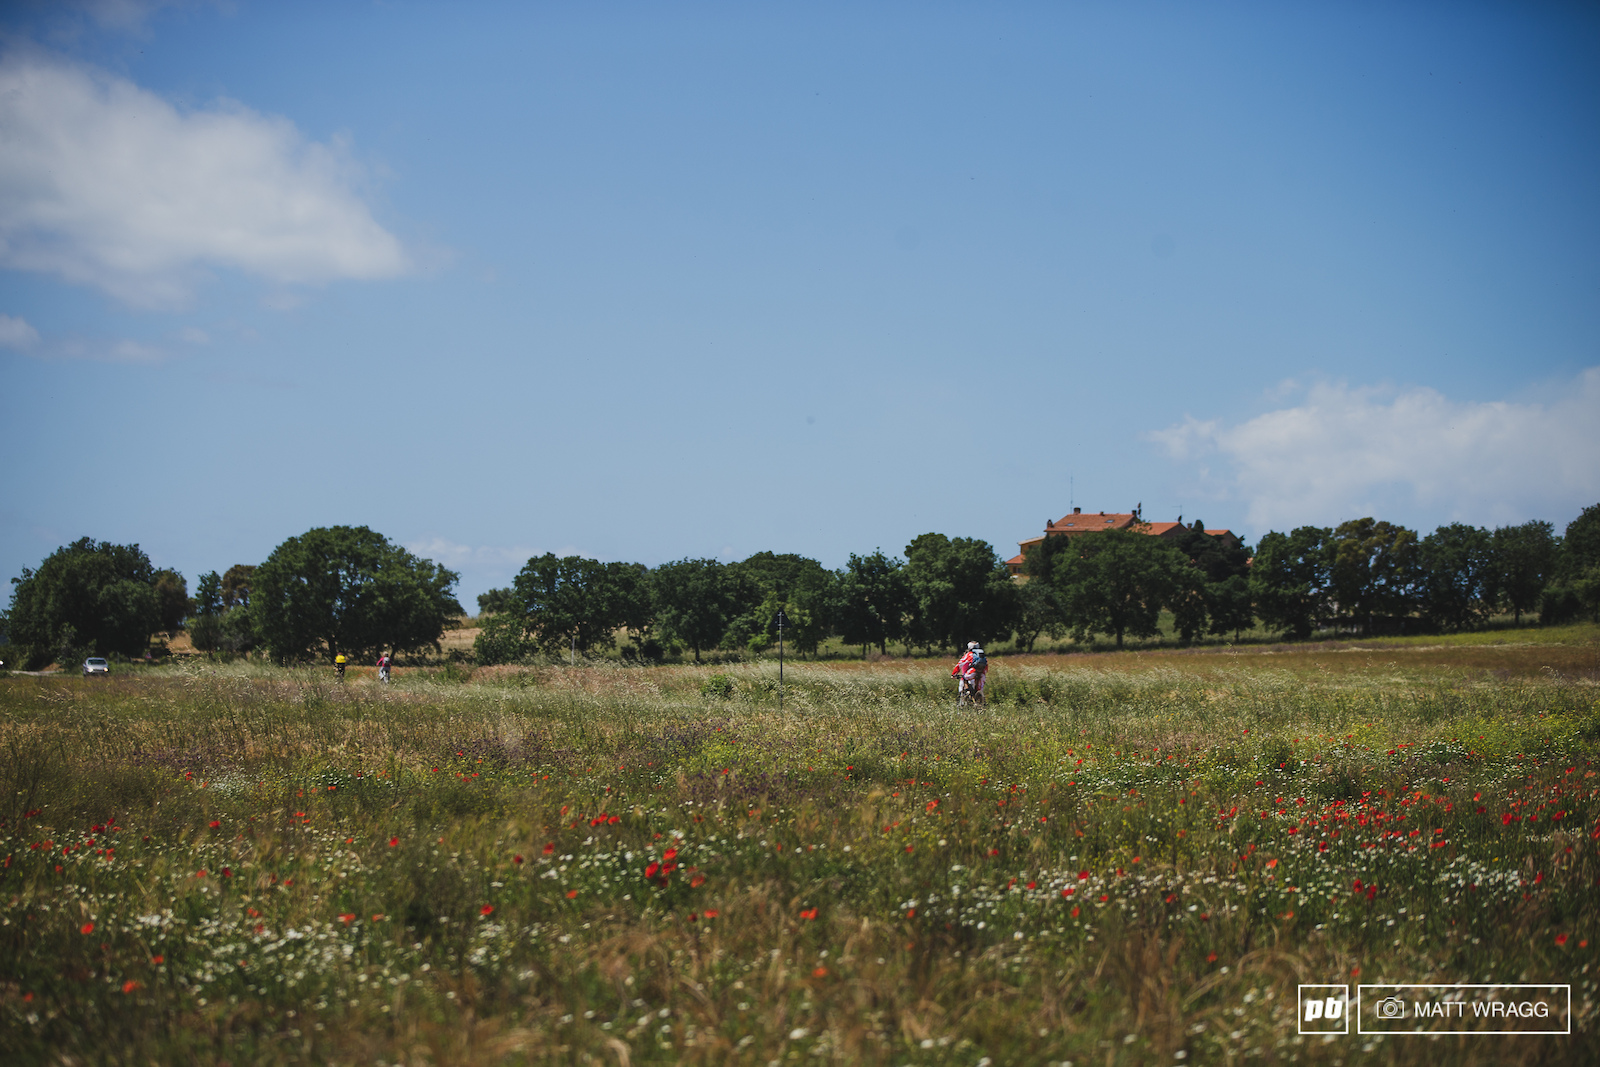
[0,50,409,308]
[0,313,41,350]
[1148,367,1600,532]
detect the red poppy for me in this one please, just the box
[800,908,818,920]
[481,904,494,916]
[80,922,94,935]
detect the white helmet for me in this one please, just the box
[968,641,979,649]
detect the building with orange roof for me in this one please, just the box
[1005,507,1241,576]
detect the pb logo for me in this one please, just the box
[1299,985,1351,1034]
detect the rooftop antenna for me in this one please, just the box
[1069,474,1074,510]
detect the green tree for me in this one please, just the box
[1030,529,1187,649]
[217,605,257,652]
[650,558,740,662]
[473,611,530,665]
[1543,505,1600,624]
[252,526,463,663]
[1206,574,1256,641]
[220,564,255,609]
[724,553,834,654]
[476,587,515,616]
[195,571,224,616]
[1166,561,1211,645]
[1488,520,1557,624]
[1563,504,1600,573]
[782,566,842,658]
[507,554,651,657]
[1248,527,1332,640]
[1169,520,1255,639]
[903,533,1018,653]
[152,568,189,634]
[1418,523,1493,631]
[1013,576,1064,652]
[838,550,912,656]
[5,537,160,666]
[1328,519,1421,634]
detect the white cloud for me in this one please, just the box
[0,50,408,307]
[1148,367,1600,532]
[0,313,40,349]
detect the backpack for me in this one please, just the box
[970,649,987,672]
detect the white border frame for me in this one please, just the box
[1356,984,1571,1035]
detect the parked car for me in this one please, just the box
[82,657,110,677]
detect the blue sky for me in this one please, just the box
[2,0,1597,608]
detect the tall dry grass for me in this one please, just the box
[1,648,1597,1064]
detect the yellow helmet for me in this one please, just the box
[335,654,346,664]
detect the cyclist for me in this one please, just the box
[951,641,988,706]
[334,654,347,679]
[377,652,391,684]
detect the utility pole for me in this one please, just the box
[775,609,787,711]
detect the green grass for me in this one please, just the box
[2,643,1599,1064]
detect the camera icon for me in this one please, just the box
[1374,995,1407,1020]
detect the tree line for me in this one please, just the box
[470,505,1600,661]
[3,506,1598,670]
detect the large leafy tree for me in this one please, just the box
[903,533,1017,653]
[1418,523,1494,631]
[507,554,651,657]
[1169,520,1255,640]
[152,569,189,634]
[1029,529,1188,649]
[838,550,912,656]
[1328,518,1421,634]
[1543,505,1600,624]
[195,571,224,616]
[1013,577,1064,652]
[252,526,462,663]
[725,552,835,655]
[476,587,516,616]
[650,558,740,662]
[220,564,255,608]
[5,537,160,666]
[1488,520,1557,624]
[1247,527,1332,640]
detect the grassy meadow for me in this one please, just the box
[3,629,1599,1065]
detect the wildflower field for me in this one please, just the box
[3,630,1599,1065]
